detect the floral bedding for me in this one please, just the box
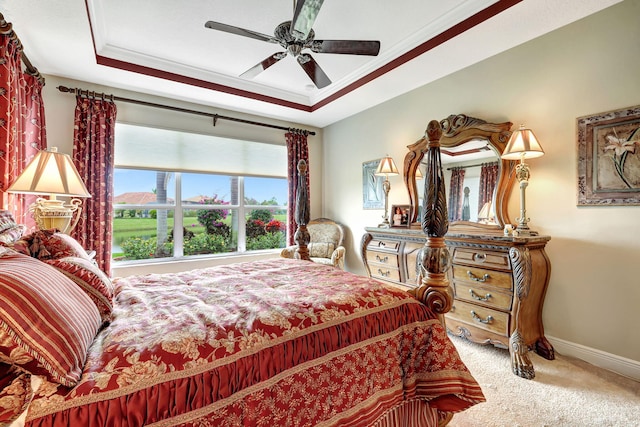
[19,258,483,426]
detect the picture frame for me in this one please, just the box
[362,159,384,209]
[390,204,412,228]
[577,105,640,205]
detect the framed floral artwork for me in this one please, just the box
[362,159,384,209]
[577,105,640,205]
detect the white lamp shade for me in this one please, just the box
[501,125,545,160]
[7,147,91,197]
[375,156,399,176]
[478,201,493,220]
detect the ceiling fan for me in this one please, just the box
[204,0,380,89]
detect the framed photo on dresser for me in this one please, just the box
[390,204,411,228]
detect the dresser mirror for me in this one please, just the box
[403,114,515,232]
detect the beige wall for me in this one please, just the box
[40,75,323,276]
[323,0,640,365]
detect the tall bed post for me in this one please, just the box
[409,120,453,317]
[294,159,311,261]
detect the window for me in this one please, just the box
[112,124,288,263]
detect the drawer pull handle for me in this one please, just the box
[377,268,390,277]
[377,241,386,248]
[467,271,490,282]
[469,289,492,302]
[474,253,486,262]
[376,254,389,263]
[471,310,494,324]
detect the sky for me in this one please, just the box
[114,169,288,205]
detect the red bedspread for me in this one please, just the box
[25,259,484,426]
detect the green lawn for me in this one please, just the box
[113,214,287,246]
[113,217,205,243]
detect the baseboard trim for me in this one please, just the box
[547,335,640,381]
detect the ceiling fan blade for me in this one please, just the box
[297,54,331,88]
[312,40,381,56]
[240,53,287,79]
[291,0,325,40]
[204,21,274,43]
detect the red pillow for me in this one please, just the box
[17,229,91,261]
[0,251,102,387]
[45,257,114,323]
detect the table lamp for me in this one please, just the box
[375,155,399,228]
[7,147,91,233]
[501,125,544,236]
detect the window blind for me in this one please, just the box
[114,123,287,178]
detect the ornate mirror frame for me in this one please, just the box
[403,114,515,232]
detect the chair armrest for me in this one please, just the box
[331,246,346,269]
[280,245,298,259]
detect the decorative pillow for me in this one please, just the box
[17,229,91,261]
[0,224,27,245]
[308,242,336,258]
[0,210,18,233]
[0,251,102,387]
[44,257,114,323]
[0,237,30,256]
[0,210,27,245]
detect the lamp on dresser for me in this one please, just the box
[375,155,399,228]
[500,125,544,236]
[7,147,91,234]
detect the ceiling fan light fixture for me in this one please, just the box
[291,0,325,40]
[204,0,379,89]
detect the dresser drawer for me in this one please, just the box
[454,282,512,311]
[368,239,401,252]
[451,247,510,270]
[370,265,401,282]
[366,250,400,267]
[452,265,512,291]
[449,300,510,337]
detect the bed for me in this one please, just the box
[1,127,484,426]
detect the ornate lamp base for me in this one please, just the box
[30,197,83,234]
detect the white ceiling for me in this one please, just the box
[0,0,621,128]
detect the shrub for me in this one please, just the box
[196,195,230,234]
[121,237,168,260]
[207,221,231,242]
[246,219,266,239]
[249,209,273,223]
[265,219,285,233]
[183,233,228,255]
[246,231,285,250]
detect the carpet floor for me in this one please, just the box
[447,336,640,427]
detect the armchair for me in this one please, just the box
[281,218,346,269]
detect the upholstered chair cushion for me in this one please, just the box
[308,242,336,259]
[281,218,346,269]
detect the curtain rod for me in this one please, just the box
[446,161,498,170]
[57,85,316,136]
[0,13,45,85]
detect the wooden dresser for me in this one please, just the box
[361,226,554,379]
[361,227,425,290]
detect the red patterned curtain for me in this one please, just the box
[447,167,466,221]
[285,130,309,245]
[478,162,499,213]
[0,30,46,228]
[71,96,117,274]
